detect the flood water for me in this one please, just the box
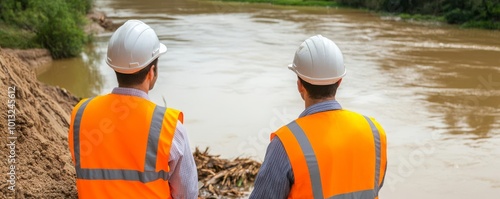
[37,0,500,198]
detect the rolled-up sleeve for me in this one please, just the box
[250,137,293,199]
[168,121,198,199]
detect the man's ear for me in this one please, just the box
[148,65,156,80]
[297,79,302,91]
[297,78,306,100]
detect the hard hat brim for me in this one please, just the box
[159,43,167,55]
[108,43,168,74]
[288,63,345,85]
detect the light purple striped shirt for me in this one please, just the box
[112,87,198,198]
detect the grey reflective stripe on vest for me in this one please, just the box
[287,121,324,199]
[76,168,170,182]
[287,115,382,199]
[144,106,166,171]
[73,98,170,183]
[74,98,93,169]
[363,115,381,197]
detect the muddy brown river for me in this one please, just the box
[37,0,500,198]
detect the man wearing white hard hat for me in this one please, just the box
[250,35,387,199]
[68,20,198,198]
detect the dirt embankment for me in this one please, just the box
[1,49,53,75]
[0,49,80,198]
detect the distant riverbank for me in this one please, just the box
[217,0,500,30]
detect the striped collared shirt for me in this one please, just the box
[250,100,342,199]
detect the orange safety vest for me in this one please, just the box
[272,109,387,199]
[68,94,183,199]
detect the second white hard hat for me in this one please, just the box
[288,35,346,85]
[106,20,167,74]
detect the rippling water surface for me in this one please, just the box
[38,0,500,198]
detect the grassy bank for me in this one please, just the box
[0,0,93,58]
[0,23,39,49]
[217,0,500,30]
[220,0,339,7]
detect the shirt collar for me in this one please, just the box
[299,100,342,118]
[111,87,150,100]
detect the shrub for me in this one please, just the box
[445,8,474,24]
[0,23,39,49]
[462,20,500,29]
[33,0,87,58]
[0,0,92,58]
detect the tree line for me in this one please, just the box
[0,0,498,59]
[334,0,500,29]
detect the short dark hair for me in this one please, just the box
[116,59,158,86]
[299,77,340,99]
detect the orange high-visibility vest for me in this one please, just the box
[272,109,387,199]
[68,94,183,199]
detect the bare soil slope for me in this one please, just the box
[0,48,79,198]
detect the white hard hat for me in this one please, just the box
[106,20,167,74]
[288,35,346,85]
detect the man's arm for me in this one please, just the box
[249,137,293,199]
[168,121,198,199]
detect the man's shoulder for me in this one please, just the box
[331,109,381,122]
[71,97,93,112]
[165,107,184,124]
[165,107,182,113]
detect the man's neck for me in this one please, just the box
[305,97,335,109]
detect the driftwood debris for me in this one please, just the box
[194,147,261,198]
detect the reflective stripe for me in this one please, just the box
[144,106,166,171]
[74,98,93,168]
[287,121,324,199]
[76,168,170,183]
[380,161,387,188]
[363,115,381,197]
[327,189,375,199]
[73,98,169,183]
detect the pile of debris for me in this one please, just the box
[194,147,261,198]
[85,9,118,34]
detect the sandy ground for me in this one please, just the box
[0,48,80,198]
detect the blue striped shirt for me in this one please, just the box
[250,100,342,198]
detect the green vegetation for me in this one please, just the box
[220,0,339,7]
[0,23,39,49]
[397,13,445,22]
[219,0,500,30]
[341,0,500,30]
[0,0,93,58]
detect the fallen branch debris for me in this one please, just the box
[194,147,261,198]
